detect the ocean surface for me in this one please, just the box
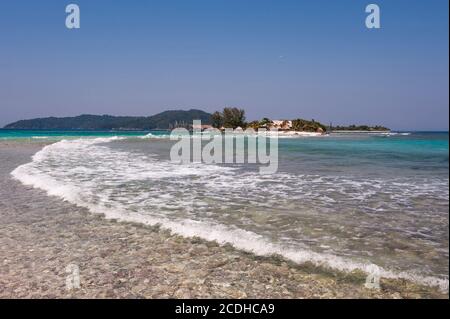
[1,129,448,290]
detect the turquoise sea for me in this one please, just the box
[2,129,449,290]
[0,129,161,140]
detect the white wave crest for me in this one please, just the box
[10,137,449,292]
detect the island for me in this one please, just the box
[3,107,390,134]
[3,109,212,131]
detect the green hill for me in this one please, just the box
[4,109,212,130]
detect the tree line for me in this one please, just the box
[211,108,327,133]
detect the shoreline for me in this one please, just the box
[329,130,391,133]
[0,141,447,299]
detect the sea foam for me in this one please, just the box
[11,137,449,292]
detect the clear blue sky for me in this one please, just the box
[0,0,448,130]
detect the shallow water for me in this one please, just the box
[2,130,449,290]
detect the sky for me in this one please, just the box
[0,0,448,130]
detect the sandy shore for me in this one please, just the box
[0,141,447,299]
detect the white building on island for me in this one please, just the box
[271,120,292,130]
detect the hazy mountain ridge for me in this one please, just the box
[4,109,212,130]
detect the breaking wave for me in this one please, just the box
[11,137,449,292]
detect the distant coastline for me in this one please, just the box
[330,130,391,133]
[3,109,212,131]
[4,108,391,134]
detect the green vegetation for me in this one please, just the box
[211,111,224,129]
[259,118,273,127]
[245,117,327,132]
[211,107,246,129]
[247,121,261,130]
[245,118,273,130]
[331,124,390,131]
[291,119,327,132]
[4,109,212,130]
